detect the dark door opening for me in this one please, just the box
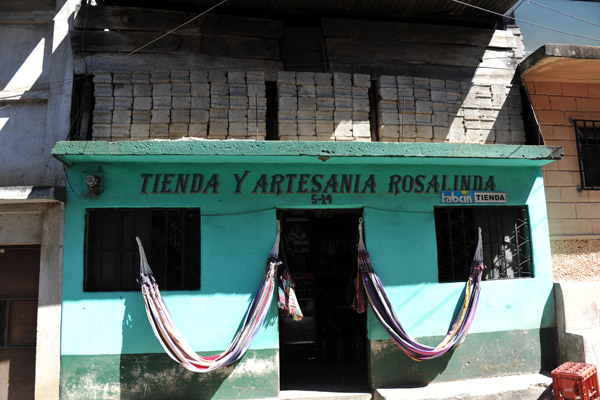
[0,245,40,400]
[278,209,368,392]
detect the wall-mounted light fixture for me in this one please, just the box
[84,168,104,197]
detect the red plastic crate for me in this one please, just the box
[552,362,600,400]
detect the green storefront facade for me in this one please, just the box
[53,140,561,399]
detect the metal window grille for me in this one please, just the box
[573,119,600,190]
[434,206,533,282]
[85,208,201,291]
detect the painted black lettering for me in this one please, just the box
[297,174,310,193]
[233,171,250,194]
[252,174,269,194]
[402,175,414,193]
[203,174,220,194]
[362,174,376,194]
[425,175,440,194]
[270,174,286,195]
[460,175,471,190]
[473,176,483,191]
[152,174,162,194]
[388,175,401,195]
[190,174,204,194]
[311,174,323,193]
[160,174,174,194]
[414,175,425,194]
[340,174,354,194]
[140,174,153,194]
[323,175,339,194]
[174,174,189,194]
[353,174,361,193]
[285,174,297,194]
[484,176,496,191]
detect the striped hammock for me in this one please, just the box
[135,225,283,373]
[352,218,485,361]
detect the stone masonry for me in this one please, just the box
[376,75,526,144]
[277,71,372,142]
[92,70,525,145]
[92,70,267,141]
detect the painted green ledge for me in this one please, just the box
[52,140,563,166]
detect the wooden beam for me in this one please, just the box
[72,30,280,60]
[325,38,516,70]
[74,5,283,38]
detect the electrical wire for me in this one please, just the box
[525,0,600,29]
[1,1,228,101]
[451,0,600,43]
[121,0,228,58]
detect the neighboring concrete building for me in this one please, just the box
[512,0,600,369]
[49,1,563,399]
[0,1,77,399]
[520,44,600,367]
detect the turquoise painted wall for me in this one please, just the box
[61,157,555,360]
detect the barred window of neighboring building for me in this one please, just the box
[573,119,600,190]
[85,208,201,291]
[434,206,533,282]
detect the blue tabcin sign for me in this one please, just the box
[440,191,507,204]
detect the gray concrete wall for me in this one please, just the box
[0,0,77,187]
[554,281,600,366]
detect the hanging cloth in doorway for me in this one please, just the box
[354,218,485,361]
[136,223,285,373]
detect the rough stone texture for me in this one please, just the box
[92,70,267,140]
[552,239,600,281]
[277,71,372,141]
[376,76,526,144]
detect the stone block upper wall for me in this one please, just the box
[92,69,526,144]
[92,70,267,141]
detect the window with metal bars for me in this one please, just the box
[85,208,201,291]
[573,119,600,190]
[434,206,533,282]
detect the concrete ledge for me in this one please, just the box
[0,186,65,203]
[375,373,552,400]
[52,140,563,167]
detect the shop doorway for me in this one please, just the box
[0,246,40,400]
[278,210,368,392]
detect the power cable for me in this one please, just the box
[525,0,600,29]
[121,0,228,58]
[451,0,600,43]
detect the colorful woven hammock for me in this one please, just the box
[352,218,485,361]
[136,223,291,373]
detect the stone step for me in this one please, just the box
[280,390,372,400]
[374,373,553,400]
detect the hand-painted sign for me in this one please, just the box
[139,172,498,197]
